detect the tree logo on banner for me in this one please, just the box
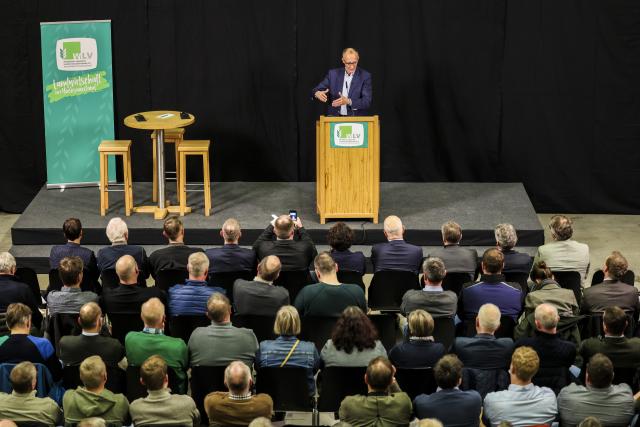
[56,38,98,71]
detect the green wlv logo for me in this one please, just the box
[338,125,353,139]
[60,41,82,60]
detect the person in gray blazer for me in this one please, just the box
[428,221,478,279]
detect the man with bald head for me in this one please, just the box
[125,298,188,393]
[233,255,290,316]
[100,255,166,314]
[371,215,423,273]
[59,302,124,368]
[252,214,317,271]
[205,218,256,274]
[169,252,225,316]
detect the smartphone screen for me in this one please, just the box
[289,210,297,220]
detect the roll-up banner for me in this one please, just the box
[40,20,115,188]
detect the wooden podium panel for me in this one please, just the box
[316,115,380,224]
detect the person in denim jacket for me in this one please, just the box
[256,306,320,394]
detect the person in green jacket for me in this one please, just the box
[339,356,412,427]
[62,356,129,426]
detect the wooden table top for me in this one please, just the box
[123,110,195,130]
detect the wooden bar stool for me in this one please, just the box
[177,140,211,216]
[99,140,133,216]
[151,128,184,202]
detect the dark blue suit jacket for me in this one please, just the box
[414,388,482,427]
[205,244,256,274]
[371,240,423,274]
[453,334,514,370]
[312,67,372,116]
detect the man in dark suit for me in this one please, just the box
[413,354,482,426]
[494,223,533,273]
[370,215,423,274]
[579,306,640,370]
[252,215,317,272]
[148,216,204,279]
[0,252,43,329]
[581,251,639,315]
[49,217,98,285]
[428,221,478,279]
[97,217,150,282]
[101,255,166,314]
[312,47,372,116]
[233,256,289,316]
[205,218,256,274]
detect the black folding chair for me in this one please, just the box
[337,269,365,291]
[368,271,420,311]
[209,270,254,303]
[232,314,277,343]
[432,316,456,352]
[300,316,339,352]
[100,269,121,289]
[613,367,640,393]
[255,367,313,412]
[441,272,473,295]
[317,367,367,413]
[368,313,398,351]
[155,269,189,291]
[504,272,530,294]
[274,270,313,303]
[126,365,180,402]
[591,269,635,286]
[495,315,516,339]
[46,313,81,356]
[168,315,210,343]
[553,271,582,305]
[108,312,143,344]
[47,268,98,294]
[395,367,437,401]
[190,366,227,422]
[15,267,42,305]
[63,364,125,393]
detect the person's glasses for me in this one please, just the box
[344,61,358,65]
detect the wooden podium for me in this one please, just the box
[316,115,380,224]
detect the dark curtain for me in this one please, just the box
[0,0,639,213]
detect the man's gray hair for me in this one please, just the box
[535,303,559,330]
[422,257,446,283]
[0,252,16,274]
[105,217,128,244]
[224,361,251,395]
[187,252,210,277]
[478,303,501,332]
[494,223,518,250]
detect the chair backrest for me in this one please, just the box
[583,313,635,339]
[368,271,420,311]
[317,367,368,412]
[432,316,456,351]
[460,367,510,399]
[155,269,189,291]
[255,367,312,412]
[108,312,144,345]
[552,271,582,304]
[209,271,254,302]
[273,270,313,303]
[46,313,81,356]
[300,316,339,352]
[232,314,276,343]
[591,269,635,287]
[613,367,640,393]
[394,367,437,401]
[126,365,179,402]
[100,269,121,290]
[336,270,365,291]
[503,272,530,293]
[63,364,125,394]
[367,313,398,351]
[15,267,41,303]
[47,268,98,294]
[190,366,227,422]
[0,313,8,337]
[441,272,473,296]
[532,366,569,395]
[495,315,516,339]
[169,315,210,343]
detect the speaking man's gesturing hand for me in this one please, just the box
[315,89,329,103]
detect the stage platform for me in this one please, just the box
[10,182,544,272]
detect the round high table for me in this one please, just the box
[124,110,195,219]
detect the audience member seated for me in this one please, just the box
[401,257,457,318]
[233,255,289,316]
[59,302,124,368]
[515,304,576,388]
[579,306,640,370]
[453,303,514,371]
[0,303,61,380]
[327,222,366,275]
[256,306,319,393]
[558,353,636,427]
[533,214,590,283]
[97,217,150,280]
[483,346,557,427]
[0,362,62,425]
[252,215,317,271]
[338,356,412,427]
[205,218,256,274]
[581,251,639,315]
[125,298,188,394]
[525,261,579,316]
[130,355,200,426]
[459,248,523,322]
[389,310,445,368]
[189,293,258,368]
[46,256,98,315]
[494,223,533,273]
[321,306,387,367]
[148,216,204,279]
[371,215,423,273]
[294,252,366,317]
[62,356,129,426]
[169,252,224,316]
[101,255,166,313]
[49,217,98,284]
[204,361,273,427]
[413,354,482,426]
[427,220,478,278]
[0,252,43,328]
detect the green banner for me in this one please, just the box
[330,122,369,148]
[40,20,115,187]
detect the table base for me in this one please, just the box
[133,205,192,219]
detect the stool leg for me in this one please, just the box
[179,152,187,216]
[203,151,211,216]
[126,151,134,213]
[100,153,107,216]
[175,142,181,199]
[152,139,158,203]
[122,153,131,216]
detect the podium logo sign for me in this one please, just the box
[331,123,368,148]
[56,38,98,71]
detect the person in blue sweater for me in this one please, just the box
[169,252,224,316]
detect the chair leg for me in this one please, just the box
[99,153,106,216]
[123,153,132,216]
[175,142,181,198]
[203,151,211,216]
[127,151,134,212]
[152,139,158,203]
[179,152,187,216]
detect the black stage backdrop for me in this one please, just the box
[1,0,639,213]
